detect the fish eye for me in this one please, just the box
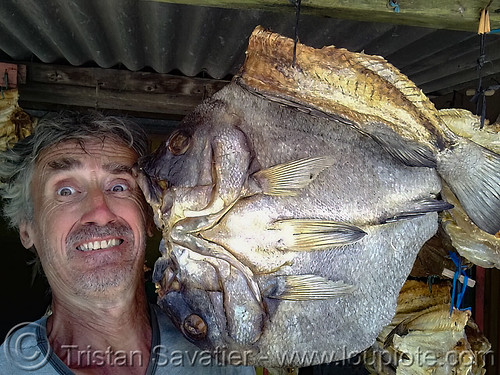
[168,130,191,156]
[57,186,76,196]
[183,314,208,341]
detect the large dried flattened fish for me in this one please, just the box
[137,26,500,367]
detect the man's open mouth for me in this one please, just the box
[77,238,124,251]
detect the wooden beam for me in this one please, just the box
[19,64,229,119]
[146,0,500,33]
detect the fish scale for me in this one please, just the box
[138,80,443,366]
[137,26,500,367]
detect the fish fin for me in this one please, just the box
[382,307,439,348]
[437,139,500,235]
[382,199,454,223]
[270,274,355,301]
[184,197,225,217]
[269,219,366,251]
[370,131,437,168]
[383,318,412,348]
[251,156,334,196]
[152,256,170,284]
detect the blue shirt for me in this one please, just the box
[0,304,256,374]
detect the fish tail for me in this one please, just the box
[437,139,500,236]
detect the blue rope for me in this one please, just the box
[456,273,469,309]
[388,0,400,13]
[449,252,471,316]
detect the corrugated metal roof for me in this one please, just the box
[0,0,499,96]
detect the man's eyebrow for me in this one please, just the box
[46,159,133,175]
[47,158,81,170]
[103,162,134,175]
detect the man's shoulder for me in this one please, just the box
[150,304,256,375]
[0,316,61,374]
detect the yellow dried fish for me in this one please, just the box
[436,110,500,268]
[441,183,500,269]
[0,89,19,149]
[465,320,492,375]
[394,280,451,316]
[364,280,489,375]
[439,108,500,153]
[0,89,34,151]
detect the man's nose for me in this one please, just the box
[80,188,117,225]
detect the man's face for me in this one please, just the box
[20,138,150,299]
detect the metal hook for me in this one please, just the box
[292,0,301,67]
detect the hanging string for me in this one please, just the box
[292,0,301,67]
[473,33,487,128]
[472,7,491,128]
[449,252,471,316]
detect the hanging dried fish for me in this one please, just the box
[0,89,34,151]
[137,26,499,367]
[364,280,491,375]
[438,108,500,269]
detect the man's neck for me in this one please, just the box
[46,290,152,375]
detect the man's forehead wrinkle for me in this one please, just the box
[47,157,82,170]
[37,141,138,177]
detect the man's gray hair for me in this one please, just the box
[0,111,149,230]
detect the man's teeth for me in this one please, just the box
[77,238,122,251]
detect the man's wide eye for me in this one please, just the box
[111,184,128,192]
[57,186,76,196]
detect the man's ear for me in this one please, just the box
[144,203,156,238]
[19,221,34,249]
[146,217,156,237]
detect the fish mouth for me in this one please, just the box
[153,258,180,298]
[134,162,166,208]
[158,290,211,344]
[134,162,172,228]
[153,257,210,344]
